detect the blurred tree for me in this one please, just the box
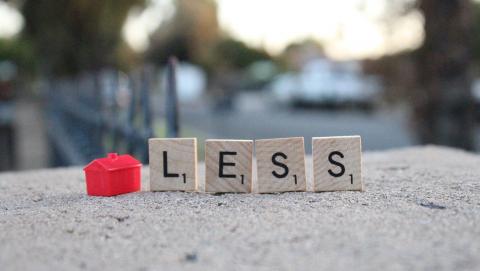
[209,38,270,71]
[414,0,474,150]
[280,39,325,71]
[147,0,219,66]
[0,38,35,74]
[363,50,417,104]
[207,38,271,92]
[366,0,475,150]
[19,0,145,75]
[472,1,480,66]
[147,0,271,91]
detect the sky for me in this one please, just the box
[0,2,23,38]
[0,0,424,60]
[216,0,423,59]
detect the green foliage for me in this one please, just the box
[20,0,145,75]
[473,1,480,67]
[210,38,271,70]
[0,38,35,74]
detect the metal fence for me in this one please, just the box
[45,60,179,167]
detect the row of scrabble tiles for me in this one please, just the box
[148,136,363,193]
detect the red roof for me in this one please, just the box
[84,153,141,172]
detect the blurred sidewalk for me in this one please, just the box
[14,98,48,170]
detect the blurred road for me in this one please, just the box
[11,95,414,171]
[180,105,415,152]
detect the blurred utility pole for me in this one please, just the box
[166,56,180,138]
[415,0,475,150]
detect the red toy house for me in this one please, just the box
[84,153,141,196]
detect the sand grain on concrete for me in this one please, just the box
[0,146,479,271]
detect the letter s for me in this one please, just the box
[272,152,289,178]
[328,151,345,177]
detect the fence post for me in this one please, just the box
[141,66,154,162]
[166,56,180,138]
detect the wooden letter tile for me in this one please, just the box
[205,140,253,193]
[255,137,306,193]
[312,136,363,192]
[149,138,197,191]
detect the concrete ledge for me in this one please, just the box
[0,146,479,270]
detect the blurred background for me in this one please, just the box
[0,0,479,171]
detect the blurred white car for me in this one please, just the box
[269,73,299,104]
[269,58,380,109]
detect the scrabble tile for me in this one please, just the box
[312,136,363,192]
[149,138,197,191]
[255,137,306,193]
[205,140,253,193]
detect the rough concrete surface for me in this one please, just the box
[0,146,479,271]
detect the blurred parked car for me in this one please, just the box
[269,57,381,110]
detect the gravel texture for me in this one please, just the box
[0,146,479,271]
